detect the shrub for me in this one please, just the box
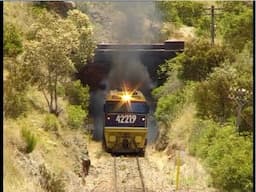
[194,46,253,126]
[4,60,30,119]
[218,2,253,51]
[193,67,234,122]
[39,164,65,192]
[43,114,60,132]
[4,22,23,57]
[21,127,37,153]
[167,39,234,82]
[4,90,29,119]
[155,92,184,122]
[154,83,195,123]
[189,119,253,192]
[67,104,86,129]
[65,80,90,111]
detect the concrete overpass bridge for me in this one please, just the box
[78,40,184,90]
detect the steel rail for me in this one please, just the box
[136,157,146,192]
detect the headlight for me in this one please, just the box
[135,136,142,143]
[109,135,116,142]
[121,94,132,101]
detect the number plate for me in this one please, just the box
[104,114,145,127]
[115,114,137,124]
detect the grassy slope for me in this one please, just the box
[163,104,213,189]
[3,3,90,191]
[4,86,89,191]
[167,104,196,151]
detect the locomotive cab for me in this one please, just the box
[103,90,149,155]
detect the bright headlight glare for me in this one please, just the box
[122,94,131,101]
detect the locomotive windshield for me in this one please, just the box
[104,101,149,113]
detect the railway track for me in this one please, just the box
[113,156,146,192]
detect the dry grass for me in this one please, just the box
[4,117,45,192]
[4,147,24,192]
[4,85,90,191]
[159,104,217,191]
[167,104,196,150]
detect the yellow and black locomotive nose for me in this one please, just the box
[122,139,129,149]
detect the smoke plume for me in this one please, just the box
[90,2,160,142]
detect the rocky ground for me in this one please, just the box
[4,114,217,192]
[84,142,218,192]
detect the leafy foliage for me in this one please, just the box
[189,119,253,192]
[194,15,211,38]
[194,66,234,122]
[156,1,205,26]
[4,22,23,57]
[21,9,94,115]
[217,2,253,51]
[66,105,86,129]
[21,10,77,115]
[154,83,195,123]
[65,80,90,111]
[43,114,60,132]
[4,58,30,118]
[21,127,37,153]
[153,2,253,192]
[165,39,234,82]
[4,89,29,119]
[153,68,183,99]
[67,9,96,71]
[194,45,253,129]
[155,92,184,123]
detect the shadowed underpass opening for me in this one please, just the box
[78,41,184,143]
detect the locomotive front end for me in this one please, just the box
[103,90,149,155]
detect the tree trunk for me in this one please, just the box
[48,70,54,114]
[54,75,58,116]
[42,89,50,110]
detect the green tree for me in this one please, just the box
[194,66,235,122]
[165,39,234,82]
[21,10,94,116]
[21,11,78,115]
[217,2,253,51]
[194,44,253,128]
[156,1,205,26]
[67,9,96,71]
[195,15,211,38]
[227,43,253,132]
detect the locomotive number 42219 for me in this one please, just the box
[115,114,136,124]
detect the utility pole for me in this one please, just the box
[205,5,223,46]
[210,5,215,46]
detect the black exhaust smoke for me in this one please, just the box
[89,2,162,142]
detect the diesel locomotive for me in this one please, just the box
[103,89,149,155]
